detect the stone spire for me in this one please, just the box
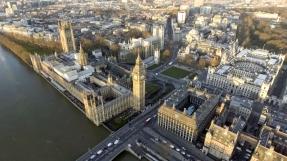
[79,44,88,66]
[135,52,142,66]
[183,108,187,115]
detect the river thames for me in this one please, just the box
[0,45,139,161]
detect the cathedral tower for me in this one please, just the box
[132,54,146,111]
[58,20,76,53]
[152,24,165,50]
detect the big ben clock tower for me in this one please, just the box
[132,53,146,111]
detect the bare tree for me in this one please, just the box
[210,58,220,67]
[198,59,206,67]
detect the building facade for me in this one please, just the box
[202,121,238,160]
[206,49,285,100]
[30,48,145,126]
[58,20,76,53]
[157,87,220,142]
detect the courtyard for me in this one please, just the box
[160,66,190,79]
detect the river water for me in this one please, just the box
[0,45,139,161]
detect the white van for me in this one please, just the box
[114,140,119,145]
[97,150,103,155]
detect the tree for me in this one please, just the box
[81,37,93,49]
[162,49,171,58]
[210,58,220,67]
[198,59,206,67]
[109,44,120,57]
[126,53,137,63]
[94,35,105,48]
[142,30,152,38]
[126,29,141,39]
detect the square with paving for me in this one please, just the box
[160,66,190,79]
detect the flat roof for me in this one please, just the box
[236,49,249,57]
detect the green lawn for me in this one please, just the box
[161,66,190,79]
[109,117,128,129]
[107,110,131,129]
[152,83,175,104]
[146,84,159,96]
[23,45,52,56]
[147,62,163,70]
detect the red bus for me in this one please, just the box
[145,118,152,124]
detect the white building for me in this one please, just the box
[206,49,285,100]
[43,53,94,82]
[92,49,102,58]
[177,11,186,24]
[253,12,280,20]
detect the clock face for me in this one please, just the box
[133,75,138,80]
[141,75,145,80]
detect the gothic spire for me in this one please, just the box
[135,52,142,66]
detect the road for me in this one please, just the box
[77,85,213,161]
[271,69,287,98]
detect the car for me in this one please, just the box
[162,140,167,144]
[153,114,157,118]
[182,147,186,150]
[114,139,119,145]
[181,151,185,155]
[187,154,191,157]
[169,144,174,148]
[176,148,180,152]
[155,138,159,141]
[97,150,103,155]
[90,155,96,159]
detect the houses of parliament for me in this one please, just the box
[30,20,146,126]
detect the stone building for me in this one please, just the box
[202,121,239,160]
[30,48,146,126]
[206,49,285,100]
[229,96,253,121]
[58,20,76,53]
[157,87,220,142]
[258,125,287,157]
[250,125,287,161]
[118,36,161,63]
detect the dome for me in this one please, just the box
[188,29,199,35]
[186,29,199,42]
